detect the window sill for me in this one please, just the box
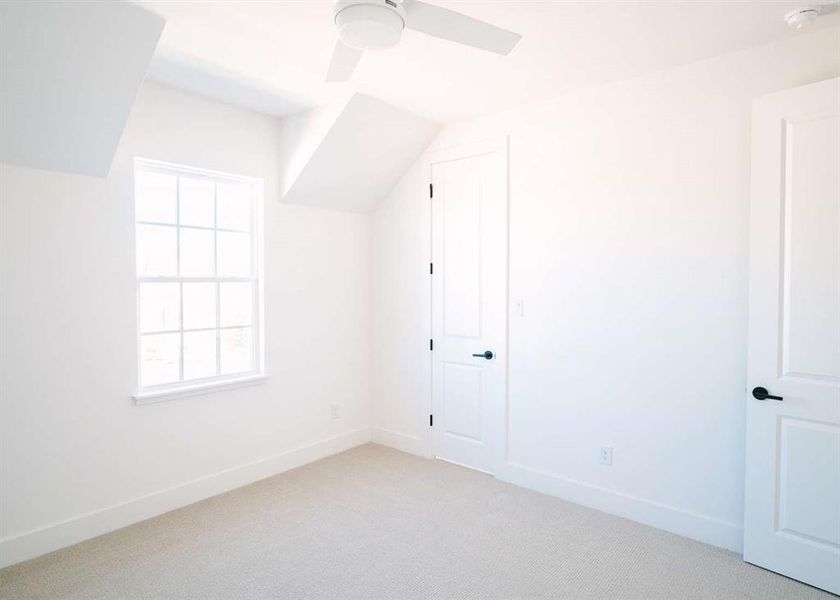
[133,374,267,405]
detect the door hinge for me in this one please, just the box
[430,414,433,427]
[429,183,433,198]
[430,339,433,351]
[430,262,433,274]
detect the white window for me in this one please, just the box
[133,158,264,402]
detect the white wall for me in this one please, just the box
[371,25,840,551]
[0,81,371,566]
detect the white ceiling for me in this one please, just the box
[1,1,163,176]
[281,94,440,213]
[138,1,839,123]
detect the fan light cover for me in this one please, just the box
[326,0,522,82]
[336,4,405,50]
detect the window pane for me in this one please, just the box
[217,182,251,231]
[183,330,217,381]
[217,231,251,277]
[139,283,180,333]
[220,328,252,375]
[180,228,215,277]
[183,282,216,330]
[140,333,180,386]
[220,282,252,327]
[179,177,215,228]
[136,225,177,277]
[135,170,176,224]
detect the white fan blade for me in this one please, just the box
[326,40,363,82]
[404,0,521,56]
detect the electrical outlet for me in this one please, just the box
[599,446,613,466]
[330,403,340,419]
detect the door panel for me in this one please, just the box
[430,140,508,474]
[745,77,840,594]
[782,114,840,380]
[777,418,840,546]
[443,170,482,338]
[443,362,483,441]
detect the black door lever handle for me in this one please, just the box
[472,351,494,360]
[752,386,783,401]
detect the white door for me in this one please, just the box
[744,77,840,594]
[430,139,508,474]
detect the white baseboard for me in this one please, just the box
[371,428,429,457]
[496,461,743,553]
[0,428,372,569]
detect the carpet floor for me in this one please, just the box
[0,443,833,599]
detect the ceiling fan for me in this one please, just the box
[326,0,522,82]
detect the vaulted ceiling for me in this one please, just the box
[0,1,164,176]
[280,93,440,213]
[136,1,840,122]
[4,0,838,204]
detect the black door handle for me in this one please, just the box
[472,351,493,360]
[752,386,783,401]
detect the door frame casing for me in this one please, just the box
[422,137,510,475]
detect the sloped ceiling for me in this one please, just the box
[280,94,441,214]
[0,1,164,177]
[134,1,840,123]
[149,53,311,120]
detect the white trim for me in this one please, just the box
[139,276,254,283]
[435,456,494,475]
[133,158,265,399]
[133,374,268,405]
[371,428,430,457]
[425,138,504,165]
[136,325,255,337]
[0,428,372,569]
[136,220,249,234]
[134,157,257,184]
[496,461,744,553]
[252,177,266,376]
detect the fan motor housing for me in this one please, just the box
[333,0,406,50]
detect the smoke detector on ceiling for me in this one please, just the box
[784,6,820,29]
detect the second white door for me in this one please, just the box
[744,77,840,594]
[430,140,508,474]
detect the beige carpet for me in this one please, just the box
[0,444,832,599]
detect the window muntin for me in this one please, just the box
[134,158,263,394]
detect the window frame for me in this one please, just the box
[132,157,265,404]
